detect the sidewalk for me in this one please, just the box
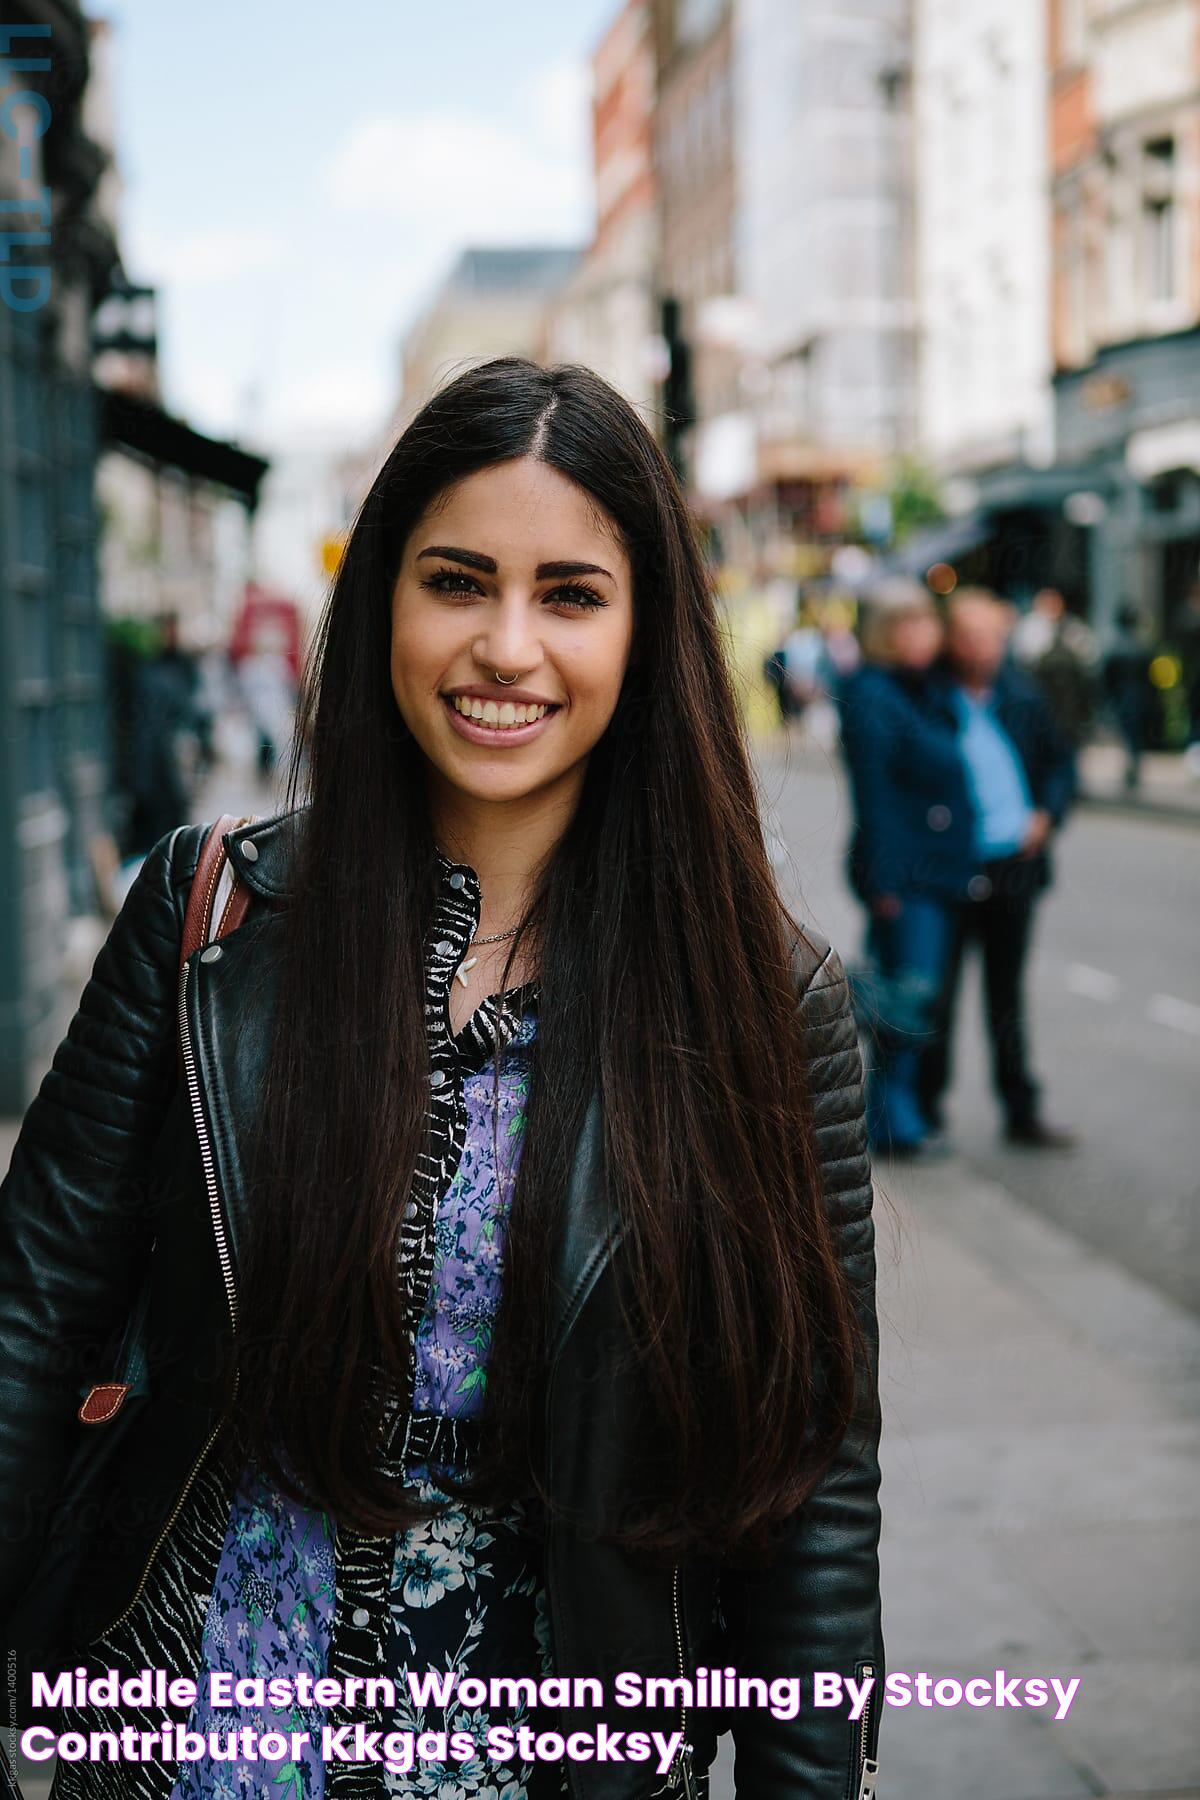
[1078,744,1200,822]
[866,1153,1200,1798]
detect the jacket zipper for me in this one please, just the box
[90,958,240,1641]
[852,1659,879,1800]
[665,1561,697,1797]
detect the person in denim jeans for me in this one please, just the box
[839,584,975,1157]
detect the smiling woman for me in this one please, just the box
[0,355,883,1800]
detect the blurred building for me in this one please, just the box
[900,0,1200,639]
[0,7,269,1109]
[650,0,738,491]
[648,0,916,565]
[252,439,368,624]
[88,31,268,656]
[541,0,662,420]
[0,3,120,1108]
[903,0,1085,608]
[915,0,1055,472]
[95,367,268,652]
[736,0,915,468]
[395,246,583,428]
[1049,0,1200,641]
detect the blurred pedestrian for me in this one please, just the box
[1171,579,1200,774]
[1012,586,1099,749]
[762,640,791,727]
[1102,604,1156,790]
[821,601,862,682]
[839,583,974,1156]
[781,604,829,734]
[919,589,1078,1149]
[127,611,207,858]
[237,641,298,776]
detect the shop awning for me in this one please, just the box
[97,386,270,510]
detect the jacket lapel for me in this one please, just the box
[547,1089,623,1365]
[185,909,283,1279]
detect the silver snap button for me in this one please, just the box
[430,1069,446,1087]
[403,1200,418,1220]
[968,874,992,901]
[449,872,465,889]
[435,940,453,955]
[240,840,259,862]
[200,945,223,962]
[927,805,951,831]
[352,1608,370,1628]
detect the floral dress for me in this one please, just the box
[50,849,572,1800]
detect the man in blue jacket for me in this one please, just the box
[918,589,1078,1148]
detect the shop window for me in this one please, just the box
[1142,137,1177,306]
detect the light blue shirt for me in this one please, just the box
[954,688,1033,860]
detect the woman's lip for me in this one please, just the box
[440,693,560,746]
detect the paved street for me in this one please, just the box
[6,755,1199,1799]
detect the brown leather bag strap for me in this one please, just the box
[179,813,257,968]
[173,812,256,1092]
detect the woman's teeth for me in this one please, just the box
[449,695,551,729]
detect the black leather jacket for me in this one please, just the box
[0,811,884,1799]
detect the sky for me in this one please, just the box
[97,0,616,457]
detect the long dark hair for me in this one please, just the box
[235,355,870,1560]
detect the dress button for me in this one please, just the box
[435,940,453,955]
[449,872,465,890]
[968,874,993,901]
[927,805,952,831]
[352,1608,370,1628]
[430,1069,446,1088]
[199,945,223,963]
[403,1200,418,1220]
[240,840,259,862]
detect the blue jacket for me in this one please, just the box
[838,664,977,902]
[924,662,1077,889]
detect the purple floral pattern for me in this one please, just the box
[413,1010,536,1420]
[169,1465,334,1800]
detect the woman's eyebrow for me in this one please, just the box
[416,545,614,581]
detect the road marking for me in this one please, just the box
[1147,994,1200,1036]
[1065,963,1120,1002]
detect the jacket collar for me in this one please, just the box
[222,805,307,901]
[222,807,481,901]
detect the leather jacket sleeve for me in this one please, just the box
[719,941,884,1797]
[0,825,192,1622]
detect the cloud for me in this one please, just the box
[130,224,289,288]
[319,92,590,241]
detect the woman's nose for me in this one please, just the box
[475,600,543,675]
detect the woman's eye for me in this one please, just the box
[421,571,479,597]
[547,585,606,611]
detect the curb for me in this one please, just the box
[1078,790,1200,826]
